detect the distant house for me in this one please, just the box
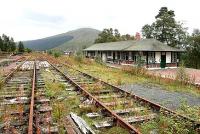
[64,50,73,56]
[84,39,184,69]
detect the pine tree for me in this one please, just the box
[142,7,188,48]
[10,38,16,52]
[18,41,25,53]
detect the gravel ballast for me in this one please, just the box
[119,84,200,110]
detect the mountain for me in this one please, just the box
[23,28,100,51]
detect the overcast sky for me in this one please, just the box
[0,0,199,41]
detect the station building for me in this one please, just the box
[84,39,184,69]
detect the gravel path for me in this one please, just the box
[119,84,200,110]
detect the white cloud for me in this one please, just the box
[0,0,199,41]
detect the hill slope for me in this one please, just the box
[23,28,100,51]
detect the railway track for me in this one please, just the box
[0,60,57,134]
[0,58,199,133]
[0,61,34,133]
[49,60,200,134]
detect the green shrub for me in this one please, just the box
[47,50,53,55]
[54,52,61,58]
[74,51,83,63]
[176,62,189,84]
[95,56,103,64]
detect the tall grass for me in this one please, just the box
[175,63,189,85]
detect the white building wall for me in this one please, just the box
[88,52,91,57]
[95,51,98,57]
[107,51,113,59]
[166,52,171,63]
[102,52,107,62]
[155,52,161,63]
[129,52,132,60]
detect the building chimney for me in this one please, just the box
[135,32,141,40]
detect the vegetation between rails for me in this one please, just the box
[41,68,129,133]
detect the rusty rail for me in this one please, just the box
[78,68,200,128]
[0,56,30,84]
[58,62,200,129]
[28,61,36,134]
[51,64,141,134]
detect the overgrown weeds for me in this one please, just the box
[121,66,147,76]
[95,56,104,65]
[0,81,3,90]
[177,100,200,122]
[175,63,189,85]
[74,51,84,63]
[101,126,129,134]
[140,113,196,134]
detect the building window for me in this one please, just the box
[107,51,112,56]
[89,51,95,57]
[172,52,177,63]
[148,52,155,63]
[131,52,137,62]
[117,52,120,59]
[122,52,129,60]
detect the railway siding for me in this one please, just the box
[51,61,200,133]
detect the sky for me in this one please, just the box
[0,0,200,41]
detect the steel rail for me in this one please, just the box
[28,61,36,134]
[83,72,200,127]
[51,64,141,134]
[59,61,200,130]
[0,56,30,84]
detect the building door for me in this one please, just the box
[113,52,115,61]
[160,52,166,68]
[117,52,120,59]
[125,52,129,60]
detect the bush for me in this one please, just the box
[175,62,189,84]
[95,56,103,64]
[74,51,83,63]
[47,50,53,55]
[122,66,147,76]
[25,48,32,53]
[54,52,61,58]
[136,55,145,67]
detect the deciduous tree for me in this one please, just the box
[183,29,200,69]
[95,28,135,43]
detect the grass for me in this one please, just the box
[30,53,200,133]
[41,69,80,131]
[41,68,128,133]
[139,101,200,134]
[56,55,200,97]
[101,126,129,134]
[140,113,197,134]
[177,100,200,122]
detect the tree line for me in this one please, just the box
[0,34,31,53]
[94,28,135,43]
[182,29,200,69]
